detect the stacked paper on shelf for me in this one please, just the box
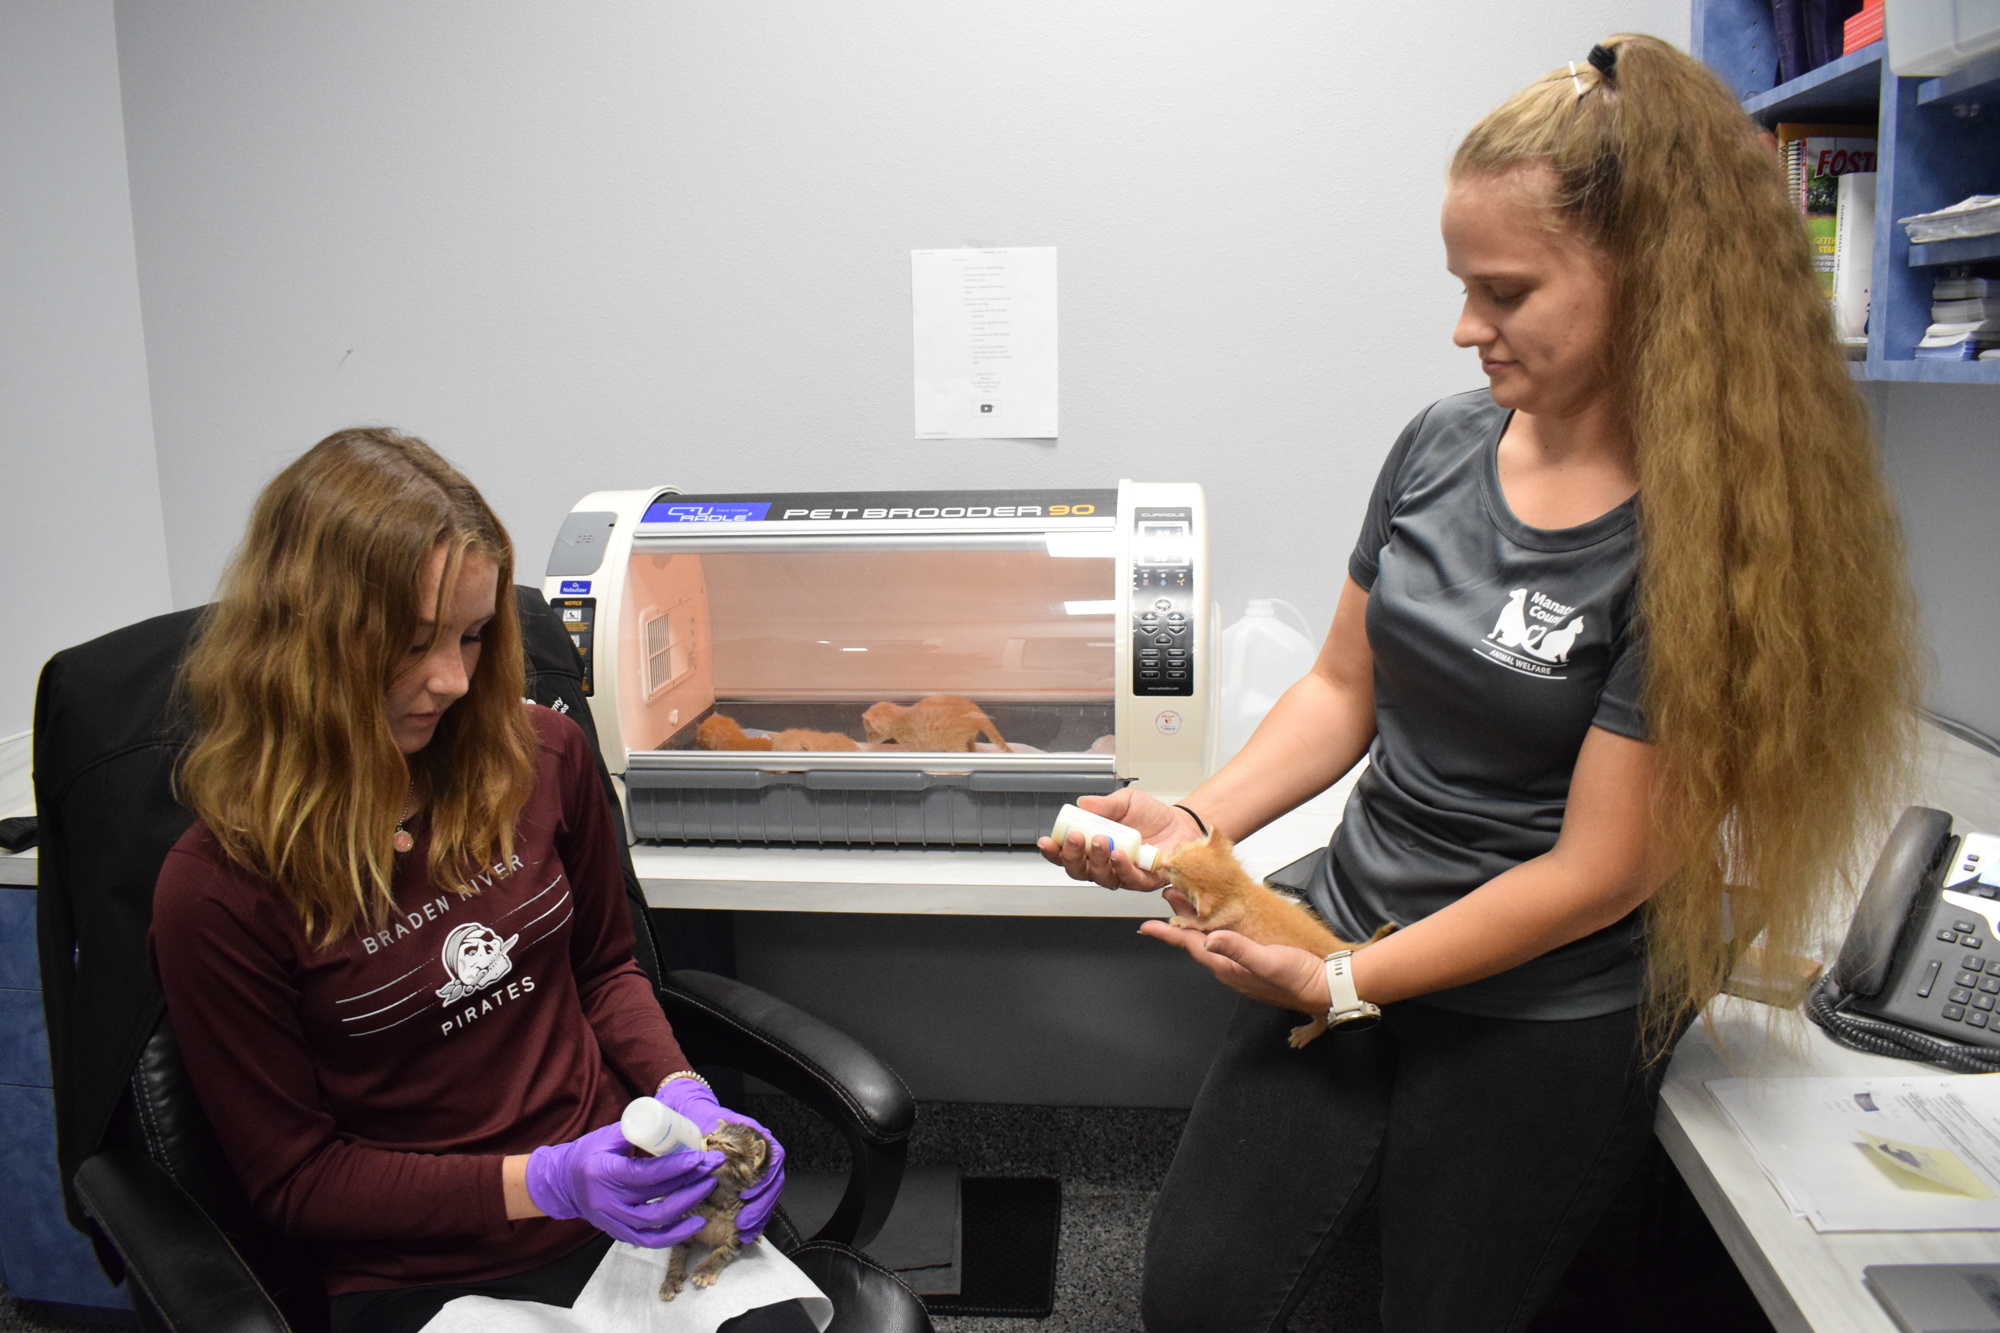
[1938,275,2000,301]
[1917,322,2000,359]
[1901,196,2000,244]
[1934,297,2000,323]
[1706,1074,2000,1232]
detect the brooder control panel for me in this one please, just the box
[1131,507,1194,698]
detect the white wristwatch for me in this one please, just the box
[1322,951,1382,1031]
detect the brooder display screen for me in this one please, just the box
[1138,521,1190,567]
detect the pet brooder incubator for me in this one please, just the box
[542,485,1211,847]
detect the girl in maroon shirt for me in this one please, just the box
[150,429,805,1332]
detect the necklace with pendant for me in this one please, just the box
[393,780,416,854]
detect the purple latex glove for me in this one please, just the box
[656,1077,788,1242]
[525,1121,723,1248]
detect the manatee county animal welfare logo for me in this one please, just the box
[434,923,519,1004]
[1479,588,1586,679]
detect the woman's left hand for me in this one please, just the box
[655,1077,788,1242]
[1139,890,1331,1015]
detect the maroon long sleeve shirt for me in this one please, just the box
[149,705,690,1295]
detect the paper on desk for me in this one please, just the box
[1707,1074,2000,1231]
[912,247,1056,439]
[419,1238,831,1332]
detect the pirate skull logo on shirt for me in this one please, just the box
[434,923,520,1004]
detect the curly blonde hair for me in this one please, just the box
[1453,36,1918,1043]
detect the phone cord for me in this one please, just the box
[1806,974,2000,1074]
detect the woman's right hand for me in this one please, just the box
[524,1122,723,1247]
[1036,789,1203,891]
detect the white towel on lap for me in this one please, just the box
[419,1239,831,1333]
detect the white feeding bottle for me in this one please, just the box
[621,1096,707,1158]
[1049,803,1163,871]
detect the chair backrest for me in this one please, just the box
[33,588,658,1321]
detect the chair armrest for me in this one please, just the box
[660,969,914,1248]
[74,1149,291,1333]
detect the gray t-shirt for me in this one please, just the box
[1309,390,1649,1020]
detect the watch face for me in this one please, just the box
[1330,1011,1382,1032]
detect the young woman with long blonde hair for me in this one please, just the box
[152,430,809,1332]
[1042,35,1914,1331]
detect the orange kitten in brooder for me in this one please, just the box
[1161,829,1393,1049]
[861,695,1010,753]
[695,714,858,752]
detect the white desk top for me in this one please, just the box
[1658,997,2000,1333]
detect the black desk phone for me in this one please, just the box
[1810,805,2000,1071]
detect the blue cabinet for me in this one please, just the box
[1693,3,2000,382]
[0,884,129,1313]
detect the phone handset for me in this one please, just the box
[1830,806,1953,999]
[1809,805,2000,1072]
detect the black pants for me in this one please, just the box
[1142,997,1669,1333]
[329,1234,819,1333]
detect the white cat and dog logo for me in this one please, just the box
[1480,588,1586,678]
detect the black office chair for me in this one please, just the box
[33,590,931,1333]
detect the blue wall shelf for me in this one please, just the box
[1693,0,2000,383]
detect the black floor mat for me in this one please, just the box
[920,1177,1062,1319]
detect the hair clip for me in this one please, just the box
[1587,43,1618,79]
[1569,60,1586,97]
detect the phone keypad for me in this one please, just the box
[1932,923,1998,1028]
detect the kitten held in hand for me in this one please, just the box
[660,1122,773,1300]
[1161,829,1392,1049]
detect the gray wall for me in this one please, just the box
[1878,385,2000,742]
[0,0,169,737]
[110,0,1687,637]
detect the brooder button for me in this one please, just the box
[1945,1005,1968,1021]
[1141,611,1159,622]
[1166,670,1189,681]
[1154,598,1172,610]
[1153,633,1173,645]
[1139,670,1161,680]
[1166,612,1186,622]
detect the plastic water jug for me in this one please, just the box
[1217,600,1318,764]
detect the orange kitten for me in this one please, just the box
[694,714,772,751]
[1161,829,1391,1049]
[767,728,860,752]
[861,695,1010,753]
